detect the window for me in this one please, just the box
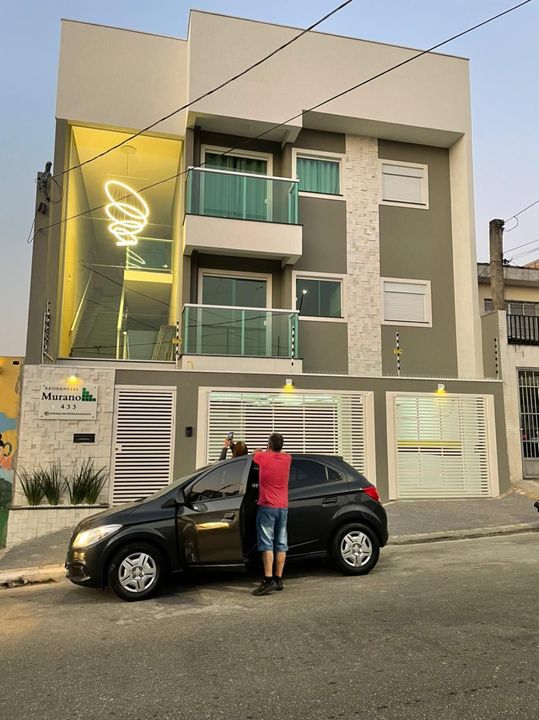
[295,154,341,196]
[296,277,342,318]
[380,161,428,208]
[189,461,244,502]
[289,459,338,490]
[382,279,431,326]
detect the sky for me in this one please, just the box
[1,0,538,356]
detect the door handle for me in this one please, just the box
[322,497,337,506]
[223,512,235,521]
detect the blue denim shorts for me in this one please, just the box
[256,506,288,552]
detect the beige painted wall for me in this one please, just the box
[187,11,470,142]
[57,21,187,133]
[478,282,539,312]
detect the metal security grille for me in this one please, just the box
[207,391,367,475]
[112,388,176,503]
[394,394,490,498]
[518,371,539,471]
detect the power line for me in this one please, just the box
[31,0,533,243]
[505,198,539,226]
[51,1,353,182]
[505,236,539,254]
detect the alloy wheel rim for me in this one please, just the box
[118,552,157,593]
[340,531,372,568]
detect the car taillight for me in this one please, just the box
[362,485,380,503]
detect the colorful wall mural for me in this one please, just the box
[0,357,22,545]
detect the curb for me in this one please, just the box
[0,564,65,589]
[1,523,538,587]
[389,522,539,546]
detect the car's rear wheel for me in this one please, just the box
[108,542,165,601]
[330,523,380,575]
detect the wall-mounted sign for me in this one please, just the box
[39,384,98,420]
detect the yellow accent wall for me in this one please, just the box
[0,358,22,506]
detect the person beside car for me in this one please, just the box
[251,432,291,596]
[219,438,248,461]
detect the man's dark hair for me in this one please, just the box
[268,432,284,452]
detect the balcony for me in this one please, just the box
[180,304,302,372]
[507,314,539,345]
[183,167,302,265]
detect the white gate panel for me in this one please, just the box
[112,387,176,504]
[392,394,491,498]
[206,391,367,476]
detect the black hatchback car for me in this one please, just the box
[66,454,388,601]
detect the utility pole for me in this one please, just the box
[489,218,505,311]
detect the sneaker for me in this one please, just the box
[274,576,284,591]
[252,578,277,596]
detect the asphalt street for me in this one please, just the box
[1,534,538,720]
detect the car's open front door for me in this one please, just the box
[177,457,249,568]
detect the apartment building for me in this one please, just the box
[479,261,539,483]
[9,11,509,543]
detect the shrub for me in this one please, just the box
[18,468,45,506]
[66,459,108,505]
[40,462,66,505]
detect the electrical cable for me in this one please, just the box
[51,1,353,182]
[505,198,539,226]
[30,0,533,244]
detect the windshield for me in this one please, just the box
[146,465,211,501]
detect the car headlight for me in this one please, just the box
[72,524,122,548]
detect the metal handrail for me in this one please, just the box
[182,303,298,314]
[187,165,300,184]
[69,274,92,337]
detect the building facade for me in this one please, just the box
[9,11,509,544]
[479,262,539,484]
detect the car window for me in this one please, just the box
[189,461,244,502]
[326,466,342,482]
[289,459,339,490]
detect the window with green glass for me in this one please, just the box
[296,156,340,195]
[296,278,342,318]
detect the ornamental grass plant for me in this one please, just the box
[18,468,46,506]
[39,462,65,505]
[66,459,108,505]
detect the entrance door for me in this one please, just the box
[203,152,268,221]
[200,274,269,356]
[177,458,247,566]
[518,370,539,477]
[111,387,176,504]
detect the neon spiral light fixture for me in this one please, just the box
[104,180,150,247]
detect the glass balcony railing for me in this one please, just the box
[182,305,299,358]
[124,238,172,272]
[186,167,299,225]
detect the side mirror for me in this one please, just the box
[161,488,187,509]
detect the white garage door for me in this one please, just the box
[111,387,176,503]
[206,391,368,476]
[392,394,491,498]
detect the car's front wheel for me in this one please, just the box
[108,542,165,601]
[330,523,380,575]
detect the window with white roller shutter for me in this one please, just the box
[382,278,431,326]
[111,387,176,503]
[206,391,368,477]
[392,394,491,498]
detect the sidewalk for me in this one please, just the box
[1,485,538,587]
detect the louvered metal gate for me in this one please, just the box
[206,391,367,475]
[393,394,491,498]
[111,387,176,504]
[518,370,539,478]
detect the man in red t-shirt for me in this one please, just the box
[252,432,292,596]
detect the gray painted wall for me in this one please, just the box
[295,196,347,274]
[298,321,348,374]
[114,368,509,501]
[378,140,457,377]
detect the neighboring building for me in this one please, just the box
[479,261,539,483]
[10,11,509,544]
[0,357,22,546]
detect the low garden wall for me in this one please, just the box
[6,505,108,547]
